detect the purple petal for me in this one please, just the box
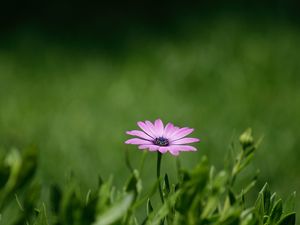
[163,123,174,138]
[154,119,164,137]
[168,146,180,156]
[172,138,200,145]
[137,121,155,138]
[145,120,158,137]
[170,145,197,152]
[158,146,169,153]
[170,128,194,140]
[169,149,179,156]
[126,130,153,140]
[138,144,159,151]
[125,138,152,145]
[167,126,180,137]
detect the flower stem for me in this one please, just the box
[157,152,164,203]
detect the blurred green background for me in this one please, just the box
[0,1,300,216]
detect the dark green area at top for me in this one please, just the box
[1,1,300,48]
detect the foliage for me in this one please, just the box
[0,130,296,225]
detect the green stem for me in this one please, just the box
[157,152,164,203]
[231,151,244,186]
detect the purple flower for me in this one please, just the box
[125,119,200,156]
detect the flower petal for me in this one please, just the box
[170,145,197,152]
[158,146,169,153]
[169,149,179,156]
[172,138,200,145]
[163,123,174,138]
[170,128,194,140]
[168,146,180,155]
[138,144,159,151]
[167,126,180,137]
[126,130,153,140]
[125,138,152,145]
[137,121,155,138]
[145,120,158,137]
[154,119,164,137]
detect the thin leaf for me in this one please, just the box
[163,174,170,197]
[93,192,134,225]
[146,199,153,216]
[276,212,296,225]
[284,192,296,213]
[260,183,271,215]
[269,199,282,224]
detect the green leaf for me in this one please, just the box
[142,198,153,225]
[125,170,142,198]
[146,199,153,216]
[228,189,236,205]
[0,147,38,211]
[60,184,83,225]
[276,212,296,225]
[125,149,134,173]
[93,192,134,225]
[284,192,296,214]
[213,171,228,189]
[14,146,38,192]
[132,179,159,210]
[3,148,22,192]
[239,153,255,172]
[163,174,170,198]
[269,199,282,224]
[96,178,113,214]
[255,192,264,224]
[98,176,104,188]
[270,193,277,211]
[147,191,180,225]
[175,156,209,214]
[260,183,271,215]
[240,213,258,225]
[241,173,258,197]
[0,155,9,189]
[201,196,218,219]
[50,184,62,214]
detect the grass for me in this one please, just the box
[0,129,297,224]
[0,14,299,216]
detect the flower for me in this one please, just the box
[239,128,254,149]
[125,119,200,156]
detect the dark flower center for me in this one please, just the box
[153,137,169,146]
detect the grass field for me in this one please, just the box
[0,14,299,216]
